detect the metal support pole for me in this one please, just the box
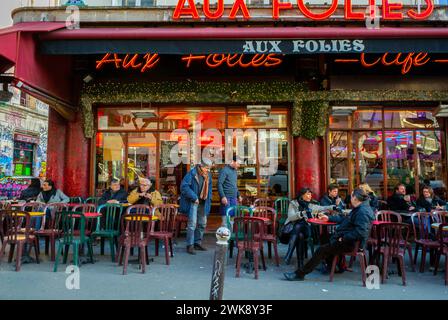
[209,227,230,300]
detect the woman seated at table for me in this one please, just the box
[36,179,70,204]
[127,177,163,215]
[281,187,334,265]
[416,185,446,212]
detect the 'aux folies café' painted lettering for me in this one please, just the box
[173,0,433,20]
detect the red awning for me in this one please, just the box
[0,22,73,108]
[0,22,66,73]
[39,26,448,40]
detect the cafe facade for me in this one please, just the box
[1,2,448,210]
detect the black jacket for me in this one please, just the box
[320,194,345,211]
[99,188,128,205]
[416,196,446,212]
[387,193,414,212]
[329,202,375,248]
[19,186,41,201]
[345,192,379,211]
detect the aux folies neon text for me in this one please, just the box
[172,0,433,20]
[95,53,284,71]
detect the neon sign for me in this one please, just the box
[172,0,433,20]
[335,52,448,74]
[95,53,283,71]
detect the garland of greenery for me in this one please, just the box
[80,80,448,140]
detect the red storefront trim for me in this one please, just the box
[39,26,448,40]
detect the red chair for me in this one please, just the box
[376,211,402,222]
[253,198,272,208]
[117,213,152,275]
[35,203,67,261]
[0,211,40,271]
[376,210,414,271]
[20,202,46,213]
[433,211,448,224]
[377,222,410,286]
[149,204,177,265]
[411,212,440,273]
[252,206,279,266]
[433,223,448,285]
[329,240,367,286]
[234,217,266,280]
[126,204,152,215]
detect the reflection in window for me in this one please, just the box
[384,110,438,129]
[357,131,384,198]
[329,131,350,198]
[417,131,446,198]
[96,133,125,193]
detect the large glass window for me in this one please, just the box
[13,141,34,176]
[95,106,290,205]
[328,106,446,200]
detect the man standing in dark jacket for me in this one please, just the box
[98,178,128,205]
[284,188,375,281]
[387,183,416,212]
[218,155,242,226]
[320,183,346,212]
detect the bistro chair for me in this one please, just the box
[35,203,66,261]
[126,204,152,215]
[329,240,368,287]
[53,211,94,272]
[253,198,272,208]
[433,211,448,224]
[117,213,152,275]
[72,204,98,236]
[411,212,440,273]
[377,222,410,286]
[433,223,448,285]
[85,196,101,208]
[149,204,177,265]
[69,197,84,204]
[0,211,40,271]
[234,217,266,280]
[252,206,279,266]
[20,202,46,213]
[274,197,289,232]
[92,203,123,262]
[226,205,253,259]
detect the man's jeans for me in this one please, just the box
[186,202,207,246]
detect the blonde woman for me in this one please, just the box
[349,183,379,211]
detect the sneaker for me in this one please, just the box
[283,271,305,281]
[186,245,196,255]
[194,243,207,251]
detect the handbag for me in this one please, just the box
[278,222,294,244]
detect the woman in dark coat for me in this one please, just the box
[416,185,446,212]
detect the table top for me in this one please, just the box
[18,211,45,217]
[307,218,337,225]
[124,215,159,222]
[72,212,102,219]
[372,220,392,226]
[431,223,448,231]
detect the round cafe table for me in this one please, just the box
[124,215,159,222]
[431,223,448,231]
[307,218,337,226]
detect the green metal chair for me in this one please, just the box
[274,197,290,232]
[53,211,94,272]
[69,197,84,204]
[92,203,123,262]
[85,196,101,207]
[226,205,253,259]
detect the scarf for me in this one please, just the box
[197,165,209,201]
[42,189,56,203]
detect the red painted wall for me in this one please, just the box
[294,137,325,200]
[46,108,67,190]
[63,113,90,198]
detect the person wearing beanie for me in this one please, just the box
[179,158,213,255]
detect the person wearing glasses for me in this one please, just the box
[284,188,374,281]
[127,177,163,208]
